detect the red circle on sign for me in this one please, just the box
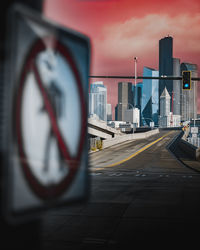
[15,37,87,200]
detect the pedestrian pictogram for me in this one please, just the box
[15,37,87,200]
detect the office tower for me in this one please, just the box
[160,87,171,117]
[124,108,140,127]
[115,104,118,121]
[159,36,173,114]
[117,82,133,121]
[133,82,143,109]
[159,87,175,127]
[141,67,159,126]
[173,58,181,115]
[107,103,112,121]
[180,63,198,121]
[159,87,181,127]
[89,81,107,121]
[132,83,143,125]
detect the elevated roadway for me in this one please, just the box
[88,117,122,139]
[42,129,200,249]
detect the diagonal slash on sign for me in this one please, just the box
[32,62,72,164]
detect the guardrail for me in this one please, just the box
[89,129,159,152]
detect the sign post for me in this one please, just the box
[1,4,90,224]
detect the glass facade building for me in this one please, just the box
[117,82,133,121]
[89,81,107,121]
[173,58,181,116]
[132,82,143,123]
[133,82,143,109]
[159,36,173,114]
[141,67,159,126]
[107,103,112,121]
[180,63,198,121]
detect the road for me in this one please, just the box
[41,130,200,249]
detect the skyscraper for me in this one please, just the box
[133,82,143,124]
[180,63,198,121]
[133,82,143,109]
[89,81,107,121]
[159,36,173,114]
[107,103,112,121]
[160,87,171,117]
[173,58,181,116]
[141,67,159,126]
[117,82,133,121]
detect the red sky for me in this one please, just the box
[44,0,200,114]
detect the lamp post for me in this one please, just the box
[134,57,138,87]
[134,57,138,107]
[127,103,134,109]
[118,102,134,109]
[142,117,154,126]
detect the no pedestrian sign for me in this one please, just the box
[1,5,90,223]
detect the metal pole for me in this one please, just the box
[89,75,200,81]
[194,82,196,127]
[188,91,190,122]
[134,57,137,87]
[134,57,138,107]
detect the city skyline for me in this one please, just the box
[44,0,200,116]
[88,35,198,125]
[88,36,199,123]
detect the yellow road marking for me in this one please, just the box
[94,131,174,170]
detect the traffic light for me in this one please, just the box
[182,70,191,90]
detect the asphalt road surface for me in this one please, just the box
[41,130,200,249]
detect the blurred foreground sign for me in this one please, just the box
[2,4,90,223]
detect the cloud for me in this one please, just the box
[95,14,200,60]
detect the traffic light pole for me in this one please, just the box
[89,75,200,81]
[90,74,198,126]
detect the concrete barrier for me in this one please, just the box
[168,129,200,162]
[102,129,159,149]
[167,131,183,153]
[178,138,199,161]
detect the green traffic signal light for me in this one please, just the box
[182,71,191,90]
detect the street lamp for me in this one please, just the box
[142,117,154,126]
[134,57,138,87]
[127,103,134,109]
[118,102,134,109]
[134,57,138,107]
